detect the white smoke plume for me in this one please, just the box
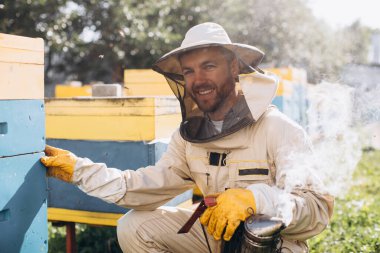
[274,82,365,225]
[306,82,363,197]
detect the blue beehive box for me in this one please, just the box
[0,153,47,253]
[272,83,308,128]
[0,100,47,253]
[0,33,47,253]
[46,139,172,213]
[46,139,192,214]
[0,100,45,156]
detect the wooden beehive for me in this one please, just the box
[0,33,47,253]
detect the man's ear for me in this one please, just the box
[230,57,239,77]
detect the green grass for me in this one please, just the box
[48,223,121,253]
[309,149,380,252]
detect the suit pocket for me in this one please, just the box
[230,161,272,187]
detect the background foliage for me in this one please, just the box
[49,223,122,253]
[0,0,373,85]
[309,150,380,252]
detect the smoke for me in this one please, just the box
[306,82,363,197]
[274,82,367,225]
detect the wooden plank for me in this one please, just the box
[45,97,156,108]
[0,47,44,64]
[0,33,44,52]
[46,115,156,141]
[45,98,180,114]
[0,100,45,157]
[55,85,92,98]
[45,97,181,141]
[0,62,44,99]
[48,208,123,227]
[123,69,174,96]
[155,114,182,140]
[45,97,179,108]
[124,69,167,84]
[46,113,181,141]
[46,105,156,116]
[124,83,174,96]
[45,101,157,116]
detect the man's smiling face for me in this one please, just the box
[179,47,239,120]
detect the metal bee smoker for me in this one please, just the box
[178,197,285,253]
[222,214,285,253]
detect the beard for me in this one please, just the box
[190,74,236,113]
[191,84,224,112]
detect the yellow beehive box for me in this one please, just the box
[123,68,306,97]
[45,97,181,141]
[55,85,92,98]
[124,69,173,96]
[265,67,307,96]
[275,79,294,96]
[266,67,307,83]
[0,33,44,99]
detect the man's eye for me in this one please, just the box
[183,70,193,75]
[205,65,215,70]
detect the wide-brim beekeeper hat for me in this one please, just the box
[153,22,265,79]
[152,22,275,143]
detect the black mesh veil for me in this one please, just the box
[152,45,267,143]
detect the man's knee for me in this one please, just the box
[116,210,145,252]
[117,209,166,251]
[117,210,143,241]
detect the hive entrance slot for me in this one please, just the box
[0,209,10,222]
[0,122,8,135]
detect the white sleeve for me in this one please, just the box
[73,157,127,204]
[70,130,195,210]
[247,183,295,224]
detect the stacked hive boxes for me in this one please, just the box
[0,34,47,252]
[123,68,309,127]
[268,67,309,127]
[124,69,173,96]
[45,97,187,226]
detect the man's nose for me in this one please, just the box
[193,70,207,85]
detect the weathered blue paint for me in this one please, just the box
[272,89,308,128]
[46,139,191,214]
[0,152,48,253]
[0,100,45,157]
[272,96,284,111]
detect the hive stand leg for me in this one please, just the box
[66,222,77,253]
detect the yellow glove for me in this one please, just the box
[40,145,77,183]
[200,188,256,241]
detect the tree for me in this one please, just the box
[0,0,373,84]
[340,20,372,65]
[206,0,373,83]
[1,0,207,85]
[0,0,86,83]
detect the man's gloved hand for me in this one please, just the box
[200,188,256,241]
[40,145,77,183]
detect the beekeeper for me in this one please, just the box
[41,22,334,253]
